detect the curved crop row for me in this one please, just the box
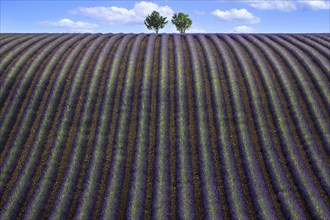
[0,33,329,219]
[279,35,330,109]
[100,34,146,219]
[198,34,249,219]
[245,35,330,219]
[48,34,113,219]
[73,34,134,219]
[0,34,35,59]
[0,34,100,220]
[186,34,224,219]
[125,34,157,219]
[0,34,48,72]
[0,34,84,197]
[263,35,330,149]
[72,34,123,219]
[211,34,278,219]
[172,34,196,219]
[230,34,306,219]
[22,34,104,219]
[150,34,172,219]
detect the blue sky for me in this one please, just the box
[1,0,329,33]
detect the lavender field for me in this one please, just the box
[0,33,329,219]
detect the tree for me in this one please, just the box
[171,12,192,33]
[144,11,168,34]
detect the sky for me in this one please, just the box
[1,0,329,33]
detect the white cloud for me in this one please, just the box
[298,0,330,10]
[71,1,174,25]
[233,25,255,33]
[248,1,297,11]
[211,8,260,24]
[40,18,98,32]
[243,0,329,11]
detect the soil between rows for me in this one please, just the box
[0,33,329,219]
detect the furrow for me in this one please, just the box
[117,36,147,219]
[277,34,330,111]
[231,34,307,219]
[0,34,75,171]
[125,34,157,219]
[210,35,278,219]
[172,34,197,219]
[45,34,111,219]
[0,34,61,121]
[72,34,123,220]
[0,34,52,86]
[194,36,230,219]
[92,34,135,219]
[168,36,177,219]
[99,34,146,219]
[0,35,84,202]
[143,36,160,220]
[259,35,330,187]
[15,34,98,220]
[150,34,171,220]
[246,35,330,219]
[199,34,250,219]
[186,34,224,219]
[0,34,34,57]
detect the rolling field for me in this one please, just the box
[0,33,329,219]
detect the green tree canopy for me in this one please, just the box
[144,11,168,34]
[171,12,192,33]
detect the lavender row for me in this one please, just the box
[0,34,81,197]
[0,34,19,44]
[15,34,98,220]
[73,34,132,220]
[230,34,306,219]
[186,34,224,219]
[0,34,48,72]
[296,35,330,61]
[0,34,94,219]
[305,35,330,49]
[99,34,146,219]
[172,34,197,219]
[0,34,34,58]
[125,34,157,219]
[277,34,330,110]
[246,35,330,219]
[212,34,278,219]
[198,34,250,219]
[149,34,171,219]
[47,34,113,219]
[0,34,72,176]
[260,34,330,184]
[0,34,59,125]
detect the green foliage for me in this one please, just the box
[171,12,192,33]
[144,11,168,34]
